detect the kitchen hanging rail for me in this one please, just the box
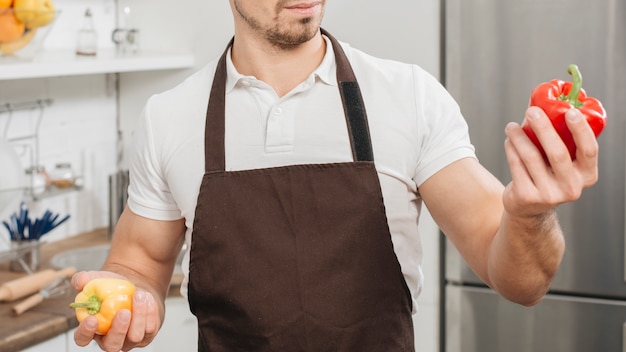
[1,99,53,166]
[0,99,53,114]
[0,99,81,200]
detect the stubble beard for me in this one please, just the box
[234,1,323,51]
[267,17,319,50]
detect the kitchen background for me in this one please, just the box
[0,0,444,351]
[4,0,621,351]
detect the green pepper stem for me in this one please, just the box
[562,64,584,108]
[69,295,101,315]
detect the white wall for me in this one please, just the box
[324,0,440,75]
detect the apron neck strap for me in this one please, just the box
[204,29,374,172]
[204,38,231,174]
[321,28,375,163]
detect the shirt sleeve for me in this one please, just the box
[412,65,476,186]
[126,95,184,221]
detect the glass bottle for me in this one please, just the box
[76,8,98,56]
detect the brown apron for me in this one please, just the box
[188,29,414,352]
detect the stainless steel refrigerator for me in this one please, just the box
[442,0,626,351]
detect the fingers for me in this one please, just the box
[503,123,552,216]
[523,107,571,166]
[504,117,551,188]
[74,299,158,352]
[503,126,532,186]
[74,310,131,352]
[97,309,132,352]
[70,271,92,291]
[503,106,600,215]
[71,273,159,351]
[122,291,160,350]
[145,292,160,335]
[521,108,580,197]
[71,271,126,291]
[127,292,148,342]
[565,109,599,186]
[74,316,99,347]
[523,107,599,190]
[566,108,598,157]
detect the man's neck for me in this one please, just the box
[230,31,326,98]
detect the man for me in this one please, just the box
[72,0,599,351]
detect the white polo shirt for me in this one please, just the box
[127,35,476,311]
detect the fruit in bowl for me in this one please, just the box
[13,0,55,27]
[0,9,25,43]
[0,0,57,57]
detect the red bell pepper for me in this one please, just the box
[522,64,607,161]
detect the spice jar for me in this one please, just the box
[50,163,76,189]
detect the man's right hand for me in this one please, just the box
[71,271,161,352]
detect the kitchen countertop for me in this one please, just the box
[0,228,184,352]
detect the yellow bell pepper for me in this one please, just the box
[70,278,136,335]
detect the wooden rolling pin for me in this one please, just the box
[12,277,72,316]
[0,267,76,302]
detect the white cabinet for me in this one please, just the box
[149,296,198,352]
[66,336,103,352]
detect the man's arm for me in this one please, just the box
[72,206,186,351]
[419,107,598,306]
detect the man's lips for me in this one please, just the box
[284,2,321,15]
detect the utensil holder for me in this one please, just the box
[9,241,40,272]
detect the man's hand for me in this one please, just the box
[71,271,161,352]
[484,106,599,305]
[503,106,599,218]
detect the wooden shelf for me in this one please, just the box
[0,49,195,80]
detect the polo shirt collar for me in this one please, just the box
[314,34,337,86]
[224,34,338,93]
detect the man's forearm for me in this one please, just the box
[487,210,565,306]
